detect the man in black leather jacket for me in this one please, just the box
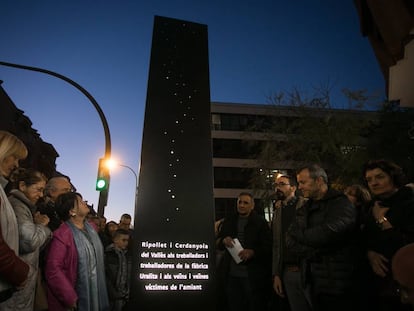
[286,164,357,311]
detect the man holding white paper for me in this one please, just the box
[217,192,272,311]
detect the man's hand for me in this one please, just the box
[273,275,285,297]
[223,236,234,248]
[274,200,282,209]
[238,249,254,261]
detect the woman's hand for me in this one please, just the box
[34,211,50,226]
[367,250,388,277]
[372,201,389,220]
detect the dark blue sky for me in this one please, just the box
[0,0,384,222]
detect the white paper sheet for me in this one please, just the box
[225,238,244,264]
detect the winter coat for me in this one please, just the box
[364,185,414,259]
[45,222,79,311]
[1,190,51,310]
[0,176,29,301]
[272,195,306,276]
[105,244,130,309]
[9,189,52,259]
[286,188,357,295]
[218,210,272,291]
[363,186,414,298]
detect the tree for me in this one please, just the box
[250,86,377,192]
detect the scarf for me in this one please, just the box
[67,221,109,311]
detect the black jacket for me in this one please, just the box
[218,210,272,290]
[105,244,130,301]
[364,185,414,259]
[286,188,357,295]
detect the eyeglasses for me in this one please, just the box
[31,186,45,193]
[60,187,75,193]
[275,182,290,187]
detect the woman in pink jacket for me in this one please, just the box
[45,192,109,311]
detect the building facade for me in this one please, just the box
[354,0,414,107]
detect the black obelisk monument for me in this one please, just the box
[128,16,216,310]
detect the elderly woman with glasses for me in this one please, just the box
[45,192,109,311]
[2,168,51,311]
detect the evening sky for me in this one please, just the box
[0,0,384,223]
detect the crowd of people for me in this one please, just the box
[216,162,414,311]
[1,129,414,311]
[0,131,133,311]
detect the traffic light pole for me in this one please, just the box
[0,61,111,216]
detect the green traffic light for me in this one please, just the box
[96,179,106,190]
[96,158,110,191]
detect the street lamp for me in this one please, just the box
[119,164,138,211]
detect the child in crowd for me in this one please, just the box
[105,229,130,311]
[100,221,119,249]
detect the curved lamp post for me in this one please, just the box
[106,159,138,213]
[118,164,139,212]
[0,60,111,216]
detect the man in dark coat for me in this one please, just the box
[272,174,310,311]
[286,164,357,311]
[217,192,272,311]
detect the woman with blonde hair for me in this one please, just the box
[0,131,30,305]
[344,184,371,228]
